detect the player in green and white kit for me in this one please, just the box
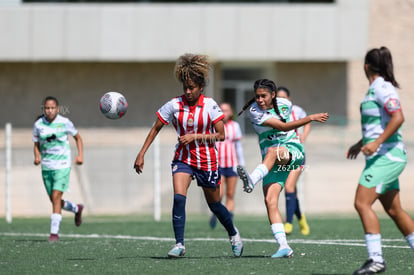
[347,47,414,275]
[33,96,84,242]
[237,79,328,258]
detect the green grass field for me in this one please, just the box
[0,215,413,275]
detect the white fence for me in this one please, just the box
[2,124,414,221]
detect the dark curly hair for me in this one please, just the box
[175,53,211,88]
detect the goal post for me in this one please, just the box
[153,135,161,222]
[5,123,12,224]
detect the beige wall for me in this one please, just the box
[275,62,347,124]
[0,62,180,127]
[0,61,348,128]
[348,0,414,138]
[0,1,367,61]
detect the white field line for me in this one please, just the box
[0,232,410,249]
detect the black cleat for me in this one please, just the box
[353,259,386,275]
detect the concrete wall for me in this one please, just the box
[2,0,414,218]
[0,61,348,127]
[275,62,347,123]
[0,62,179,127]
[348,0,414,138]
[0,0,368,128]
[0,1,368,61]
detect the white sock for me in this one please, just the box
[271,223,290,250]
[63,200,78,213]
[405,232,414,250]
[50,213,62,235]
[250,164,269,185]
[365,233,384,263]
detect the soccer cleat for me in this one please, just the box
[75,204,84,227]
[271,247,294,258]
[353,259,386,275]
[237,165,254,193]
[284,222,293,235]
[230,227,243,257]
[48,234,59,242]
[209,214,217,229]
[167,243,186,258]
[298,214,310,236]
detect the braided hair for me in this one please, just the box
[175,53,211,88]
[238,79,286,122]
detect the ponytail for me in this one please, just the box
[365,46,399,88]
[272,96,286,123]
[379,47,399,88]
[238,97,255,116]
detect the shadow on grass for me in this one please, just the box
[149,255,273,260]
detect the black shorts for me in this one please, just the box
[171,161,221,188]
[219,167,238,178]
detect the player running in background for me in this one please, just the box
[237,79,328,258]
[33,96,84,242]
[347,46,414,275]
[276,87,310,236]
[134,53,243,258]
[209,102,245,229]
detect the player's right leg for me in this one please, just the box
[43,171,62,242]
[264,183,293,258]
[169,164,192,258]
[49,190,64,242]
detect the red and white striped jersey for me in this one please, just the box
[157,94,224,171]
[217,120,243,168]
[291,104,307,136]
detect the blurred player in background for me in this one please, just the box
[33,96,84,242]
[276,87,310,236]
[209,102,245,229]
[347,46,414,275]
[237,79,328,258]
[134,53,243,258]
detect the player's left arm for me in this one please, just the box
[361,109,404,156]
[73,133,84,165]
[179,119,225,145]
[263,113,328,132]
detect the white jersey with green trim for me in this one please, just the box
[32,114,78,170]
[248,97,300,156]
[360,76,405,160]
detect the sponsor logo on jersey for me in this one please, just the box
[188,118,194,127]
[267,133,287,140]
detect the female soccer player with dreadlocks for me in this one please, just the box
[237,79,328,258]
[134,53,243,258]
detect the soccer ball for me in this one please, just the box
[99,91,128,119]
